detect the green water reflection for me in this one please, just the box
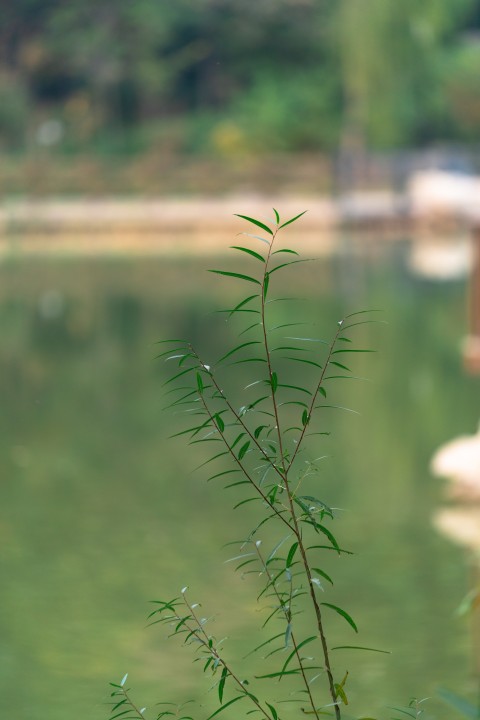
[0,250,478,720]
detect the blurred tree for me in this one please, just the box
[0,0,479,154]
[334,0,476,150]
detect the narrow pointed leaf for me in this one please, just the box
[206,694,246,720]
[279,211,307,229]
[270,372,278,394]
[321,603,358,632]
[238,441,250,460]
[210,270,261,285]
[286,542,299,568]
[217,341,261,365]
[227,294,258,317]
[266,702,278,720]
[332,645,390,653]
[218,666,228,703]
[230,246,265,262]
[272,248,299,255]
[234,214,273,235]
[263,272,270,299]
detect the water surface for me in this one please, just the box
[0,246,478,720]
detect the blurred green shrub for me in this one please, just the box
[0,78,29,150]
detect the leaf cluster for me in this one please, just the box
[108,210,386,720]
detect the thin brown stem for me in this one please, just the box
[119,687,147,719]
[254,543,321,720]
[260,228,288,474]
[196,388,294,532]
[286,321,343,473]
[193,350,286,484]
[182,595,274,720]
[258,223,340,718]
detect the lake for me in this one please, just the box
[0,241,478,720]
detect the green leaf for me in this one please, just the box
[244,632,284,658]
[239,322,261,337]
[269,259,311,275]
[206,694,246,720]
[266,702,278,720]
[218,666,228,703]
[286,542,299,568]
[279,210,307,229]
[234,213,273,235]
[344,309,382,319]
[217,341,261,365]
[227,294,258,318]
[284,356,322,369]
[332,348,375,355]
[110,710,133,720]
[234,497,259,509]
[321,603,358,632]
[311,567,334,585]
[196,373,204,394]
[238,441,250,460]
[163,367,195,386]
[210,270,261,285]
[263,272,270,299]
[301,409,309,426]
[331,645,390,654]
[214,414,225,432]
[319,386,327,398]
[271,372,278,394]
[313,523,340,552]
[231,432,246,449]
[273,208,280,224]
[308,544,353,555]
[230,246,265,263]
[254,425,268,438]
[278,383,312,396]
[329,360,351,372]
[272,248,299,255]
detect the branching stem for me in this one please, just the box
[259,224,341,720]
[195,388,295,532]
[182,594,274,720]
[254,542,321,720]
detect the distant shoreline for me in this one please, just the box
[0,191,475,257]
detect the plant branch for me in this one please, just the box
[195,388,295,532]
[254,542,321,720]
[261,228,288,474]
[190,347,287,486]
[182,594,275,720]
[286,321,344,472]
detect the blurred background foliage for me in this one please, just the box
[2,0,480,190]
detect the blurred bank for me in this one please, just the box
[1,1,480,196]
